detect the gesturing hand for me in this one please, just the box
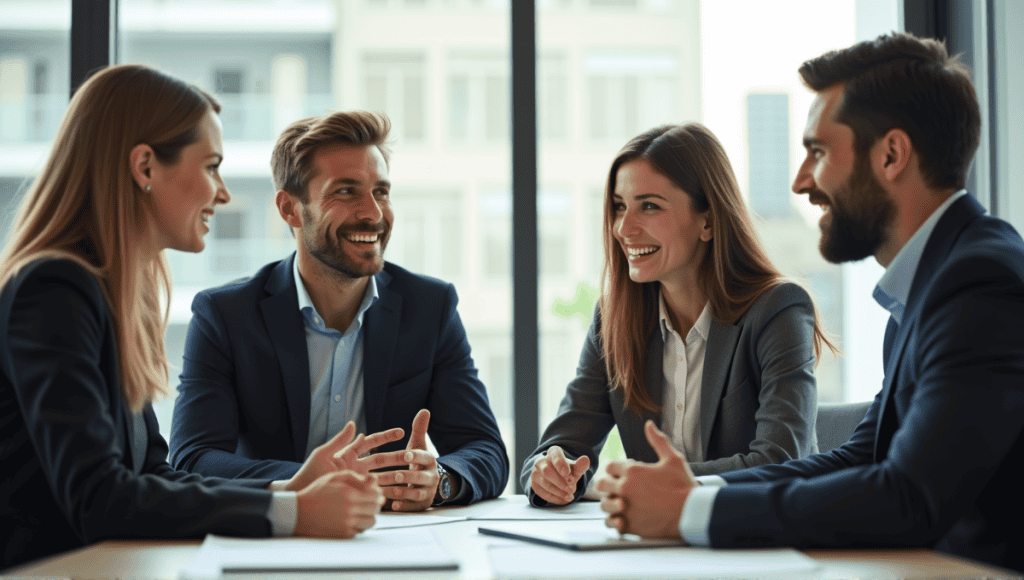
[529,445,591,505]
[281,421,404,492]
[594,420,696,539]
[374,409,440,512]
[294,471,384,539]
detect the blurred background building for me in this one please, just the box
[6,0,1019,487]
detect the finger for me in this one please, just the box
[353,427,404,455]
[600,495,624,515]
[644,419,679,463]
[605,515,625,534]
[323,422,357,453]
[570,455,591,480]
[382,485,432,503]
[363,449,412,471]
[350,514,377,532]
[532,479,573,506]
[605,459,629,478]
[593,474,620,496]
[407,409,430,451]
[402,449,437,469]
[376,469,436,487]
[391,499,428,512]
[547,446,570,478]
[538,460,574,494]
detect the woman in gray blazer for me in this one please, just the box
[524,123,836,506]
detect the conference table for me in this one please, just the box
[4,497,1019,579]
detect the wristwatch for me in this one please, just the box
[432,463,456,506]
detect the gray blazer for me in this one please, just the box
[522,282,819,505]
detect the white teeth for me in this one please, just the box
[346,234,379,243]
[201,214,210,223]
[627,246,658,256]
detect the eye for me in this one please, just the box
[207,163,221,172]
[642,201,660,211]
[611,201,625,212]
[373,187,390,198]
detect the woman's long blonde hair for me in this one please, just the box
[0,64,220,412]
[600,123,837,415]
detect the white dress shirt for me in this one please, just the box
[659,295,711,462]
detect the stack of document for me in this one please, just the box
[178,530,458,580]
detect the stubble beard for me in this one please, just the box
[302,208,390,279]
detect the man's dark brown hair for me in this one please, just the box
[799,32,981,191]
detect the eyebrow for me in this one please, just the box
[612,193,668,201]
[803,137,825,149]
[325,177,392,189]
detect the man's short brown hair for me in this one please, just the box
[271,110,392,202]
[799,32,980,191]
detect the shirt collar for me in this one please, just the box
[873,189,967,323]
[659,291,711,344]
[292,255,379,332]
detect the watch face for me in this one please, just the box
[439,475,452,499]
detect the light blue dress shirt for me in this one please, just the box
[677,190,969,545]
[264,259,380,537]
[293,257,378,455]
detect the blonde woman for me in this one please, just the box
[0,65,393,569]
[523,123,835,506]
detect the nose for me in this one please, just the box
[792,157,815,195]
[355,190,383,222]
[616,207,639,239]
[215,178,231,205]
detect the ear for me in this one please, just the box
[275,189,304,230]
[874,128,913,183]
[129,143,155,191]
[699,214,713,242]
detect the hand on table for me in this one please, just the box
[373,409,441,512]
[595,420,696,539]
[529,445,591,505]
[294,471,384,538]
[278,421,405,492]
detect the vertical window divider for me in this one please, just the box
[70,0,117,97]
[511,0,538,493]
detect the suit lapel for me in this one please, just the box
[362,269,400,434]
[873,194,984,459]
[700,318,740,457]
[260,254,312,461]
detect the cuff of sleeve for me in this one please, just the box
[678,485,720,546]
[695,475,728,487]
[268,491,298,537]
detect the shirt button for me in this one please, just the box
[334,394,341,403]
[676,403,682,410]
[677,356,683,362]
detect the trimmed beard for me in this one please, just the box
[819,153,895,264]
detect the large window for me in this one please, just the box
[11,0,1017,492]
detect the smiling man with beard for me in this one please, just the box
[169,111,508,530]
[595,32,1024,572]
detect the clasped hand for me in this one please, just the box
[594,420,697,539]
[529,445,591,505]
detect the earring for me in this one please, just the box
[145,184,151,192]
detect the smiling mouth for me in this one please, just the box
[627,245,659,259]
[344,233,380,243]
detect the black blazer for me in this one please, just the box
[0,260,274,570]
[709,195,1024,572]
[168,256,508,503]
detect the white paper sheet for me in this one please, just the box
[178,530,458,580]
[487,543,820,579]
[433,495,605,520]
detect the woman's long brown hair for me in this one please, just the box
[600,123,836,414]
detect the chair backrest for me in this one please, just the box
[815,401,872,453]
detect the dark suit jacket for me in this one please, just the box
[0,260,274,570]
[522,282,819,504]
[169,256,508,503]
[709,195,1024,572]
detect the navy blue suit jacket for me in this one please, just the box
[169,256,508,503]
[708,195,1024,571]
[0,260,274,570]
